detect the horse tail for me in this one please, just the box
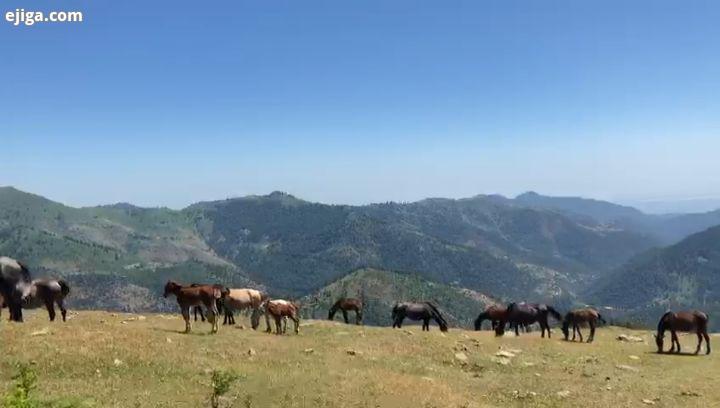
[474,312,487,331]
[58,279,70,297]
[545,306,562,321]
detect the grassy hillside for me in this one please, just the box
[1,311,718,407]
[301,268,499,327]
[588,226,720,330]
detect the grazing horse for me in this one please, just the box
[655,310,711,355]
[474,305,508,331]
[262,299,300,335]
[497,302,561,338]
[0,257,33,322]
[561,308,606,343]
[163,281,223,334]
[392,302,448,332]
[221,288,267,329]
[20,278,71,322]
[328,298,363,325]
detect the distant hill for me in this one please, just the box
[513,191,720,244]
[300,268,498,327]
[587,225,720,329]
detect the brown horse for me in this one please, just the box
[474,305,508,330]
[561,308,606,343]
[496,302,561,338]
[328,298,363,325]
[20,278,71,322]
[189,283,227,323]
[163,281,223,334]
[263,299,300,335]
[222,288,268,329]
[655,310,711,355]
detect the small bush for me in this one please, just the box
[3,364,39,408]
[210,370,241,408]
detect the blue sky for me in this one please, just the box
[2,1,719,210]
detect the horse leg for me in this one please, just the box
[588,322,595,343]
[703,332,711,354]
[265,311,272,333]
[44,299,56,322]
[515,323,520,336]
[671,331,681,353]
[342,310,349,324]
[356,310,362,325]
[182,306,191,333]
[576,324,583,342]
[9,299,23,322]
[695,332,703,355]
[57,299,67,322]
[292,313,300,334]
[274,315,282,335]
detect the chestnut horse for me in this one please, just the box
[655,310,711,355]
[263,299,300,335]
[20,278,71,322]
[474,305,507,331]
[190,283,227,322]
[392,302,448,332]
[561,308,606,343]
[328,298,363,325]
[163,281,223,333]
[222,288,268,329]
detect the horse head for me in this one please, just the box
[654,333,664,353]
[163,280,181,298]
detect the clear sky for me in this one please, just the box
[2,1,719,210]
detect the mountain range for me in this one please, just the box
[2,186,719,328]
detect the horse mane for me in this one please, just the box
[658,311,674,332]
[424,302,448,330]
[57,279,70,296]
[474,311,488,330]
[545,305,562,321]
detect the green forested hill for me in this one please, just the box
[588,225,720,329]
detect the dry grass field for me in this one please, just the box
[1,310,718,407]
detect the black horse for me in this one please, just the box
[496,302,561,338]
[0,256,33,322]
[392,302,448,332]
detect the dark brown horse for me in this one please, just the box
[474,305,508,330]
[20,278,71,322]
[263,299,300,335]
[392,302,448,332]
[163,281,223,333]
[496,302,561,338]
[655,310,710,355]
[561,308,606,343]
[0,256,33,322]
[328,298,363,325]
